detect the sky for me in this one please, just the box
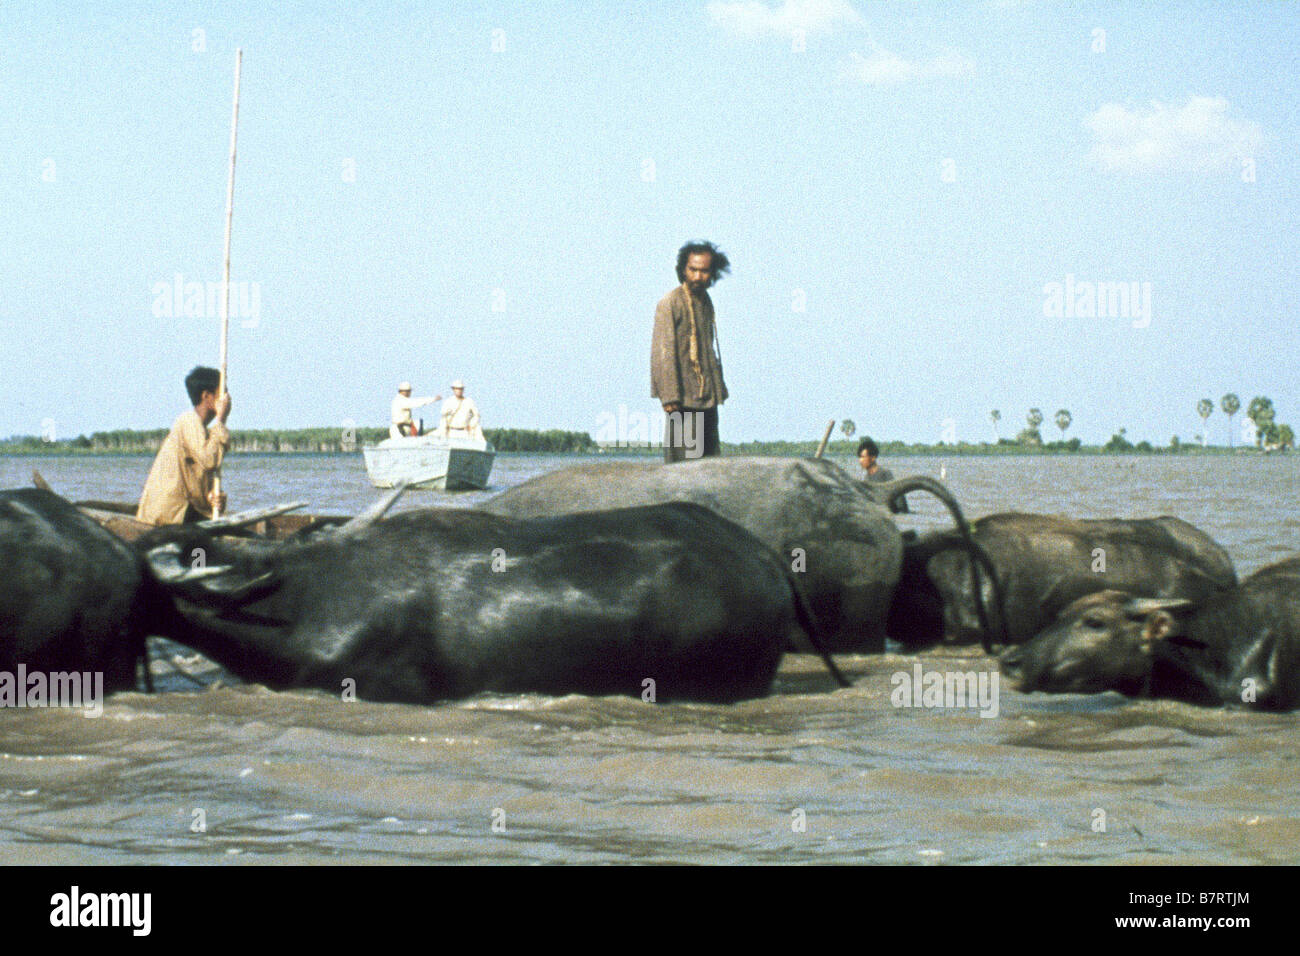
[1,0,1296,446]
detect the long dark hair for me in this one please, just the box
[675,241,731,286]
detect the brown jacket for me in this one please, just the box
[136,410,229,525]
[651,284,728,409]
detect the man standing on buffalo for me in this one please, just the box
[652,240,730,462]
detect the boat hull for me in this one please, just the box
[362,437,496,491]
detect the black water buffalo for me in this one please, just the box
[1002,555,1300,711]
[888,513,1237,649]
[0,488,152,692]
[140,500,848,704]
[481,457,991,652]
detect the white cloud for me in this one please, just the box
[839,46,975,85]
[1084,96,1264,174]
[707,0,864,39]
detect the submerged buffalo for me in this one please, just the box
[481,457,992,652]
[141,499,848,704]
[1002,555,1300,711]
[888,513,1237,649]
[0,488,152,692]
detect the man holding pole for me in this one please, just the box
[651,240,730,462]
[136,366,231,525]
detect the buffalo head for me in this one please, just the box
[1000,590,1196,697]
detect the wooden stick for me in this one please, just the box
[212,48,242,519]
[198,501,307,532]
[814,420,836,458]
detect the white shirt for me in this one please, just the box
[390,393,437,438]
[438,395,483,439]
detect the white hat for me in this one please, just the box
[451,379,465,389]
[398,381,412,391]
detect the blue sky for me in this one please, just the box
[1,0,1295,445]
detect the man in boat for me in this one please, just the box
[390,381,442,439]
[136,366,231,525]
[651,240,729,462]
[437,380,484,440]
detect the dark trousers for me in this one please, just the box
[663,407,720,463]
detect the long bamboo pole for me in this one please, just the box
[212,48,242,519]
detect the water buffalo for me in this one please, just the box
[888,513,1237,649]
[0,488,152,692]
[140,499,848,704]
[1002,555,1300,711]
[481,457,992,652]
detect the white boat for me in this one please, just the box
[362,434,496,490]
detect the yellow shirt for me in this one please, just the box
[136,410,230,525]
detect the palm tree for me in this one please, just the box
[840,419,856,439]
[1221,393,1240,448]
[990,409,1001,442]
[1019,408,1044,446]
[1196,399,1213,447]
[1054,409,1072,440]
[1246,397,1276,447]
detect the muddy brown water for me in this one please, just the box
[1,452,1297,864]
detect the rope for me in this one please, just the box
[681,282,704,389]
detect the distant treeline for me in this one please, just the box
[0,427,598,455]
[724,437,1275,457]
[487,429,595,452]
[0,430,1285,457]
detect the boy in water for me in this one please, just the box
[858,437,908,513]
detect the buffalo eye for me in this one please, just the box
[1082,613,1108,630]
